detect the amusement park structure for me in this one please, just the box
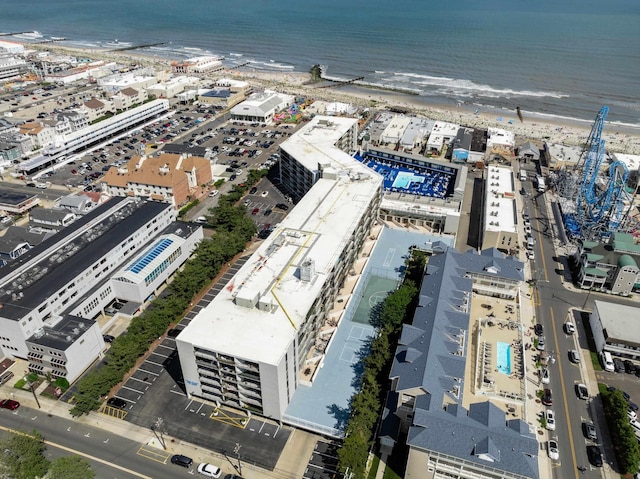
[556,106,634,242]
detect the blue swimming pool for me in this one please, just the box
[497,341,512,375]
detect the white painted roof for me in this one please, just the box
[484,165,517,233]
[594,300,640,345]
[178,117,382,366]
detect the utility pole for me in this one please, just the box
[234,442,242,475]
[152,418,166,450]
[24,372,41,409]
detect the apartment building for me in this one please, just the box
[0,198,202,380]
[101,153,213,207]
[176,116,382,421]
[382,246,537,479]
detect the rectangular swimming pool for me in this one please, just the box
[497,341,512,375]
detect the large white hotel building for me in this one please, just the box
[176,117,382,419]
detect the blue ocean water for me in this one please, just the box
[1,0,638,125]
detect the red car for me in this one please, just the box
[0,399,20,410]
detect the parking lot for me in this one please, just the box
[104,255,292,470]
[303,440,344,479]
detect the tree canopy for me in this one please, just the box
[0,430,49,479]
[48,456,95,479]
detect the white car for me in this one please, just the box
[541,367,550,384]
[261,190,269,197]
[547,439,560,461]
[196,463,222,478]
[545,409,556,430]
[526,250,535,261]
[628,409,637,420]
[564,322,576,334]
[208,190,219,197]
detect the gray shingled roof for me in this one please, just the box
[30,208,76,224]
[388,246,537,478]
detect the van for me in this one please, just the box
[195,216,207,224]
[600,351,615,372]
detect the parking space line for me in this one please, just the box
[156,344,174,351]
[170,389,186,396]
[122,385,145,395]
[149,351,170,358]
[137,368,159,376]
[143,360,164,367]
[130,377,152,384]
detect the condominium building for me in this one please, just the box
[0,197,176,363]
[176,116,382,420]
[381,246,537,479]
[101,152,213,207]
[0,52,29,81]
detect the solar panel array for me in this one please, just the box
[126,238,174,274]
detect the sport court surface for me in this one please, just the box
[285,228,454,436]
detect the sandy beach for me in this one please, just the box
[17,42,640,154]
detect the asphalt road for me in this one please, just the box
[0,404,197,479]
[521,173,638,479]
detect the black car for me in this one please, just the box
[102,335,115,343]
[249,187,258,194]
[167,328,181,338]
[541,388,552,406]
[264,209,272,217]
[106,397,127,409]
[613,357,625,372]
[275,203,289,210]
[534,324,544,336]
[582,422,597,441]
[586,445,603,467]
[624,360,636,374]
[170,455,193,467]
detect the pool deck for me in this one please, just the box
[463,292,529,422]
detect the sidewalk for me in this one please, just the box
[0,365,317,479]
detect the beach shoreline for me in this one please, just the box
[17,41,640,154]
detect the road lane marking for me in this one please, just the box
[0,425,152,479]
[550,307,580,479]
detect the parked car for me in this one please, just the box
[545,409,556,430]
[624,360,636,374]
[582,422,597,441]
[208,190,219,197]
[569,350,581,363]
[541,368,550,384]
[249,187,258,194]
[575,383,589,400]
[534,324,544,336]
[197,463,222,478]
[0,399,20,410]
[275,203,289,210]
[586,445,603,467]
[102,334,115,343]
[611,358,624,372]
[171,455,193,468]
[564,322,576,334]
[536,336,546,351]
[260,190,268,197]
[542,389,553,406]
[106,397,127,409]
[547,439,559,461]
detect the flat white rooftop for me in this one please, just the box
[595,300,640,345]
[281,116,361,173]
[484,165,517,233]
[179,117,382,366]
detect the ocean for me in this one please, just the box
[1,0,638,126]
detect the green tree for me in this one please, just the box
[48,456,95,479]
[0,430,49,479]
